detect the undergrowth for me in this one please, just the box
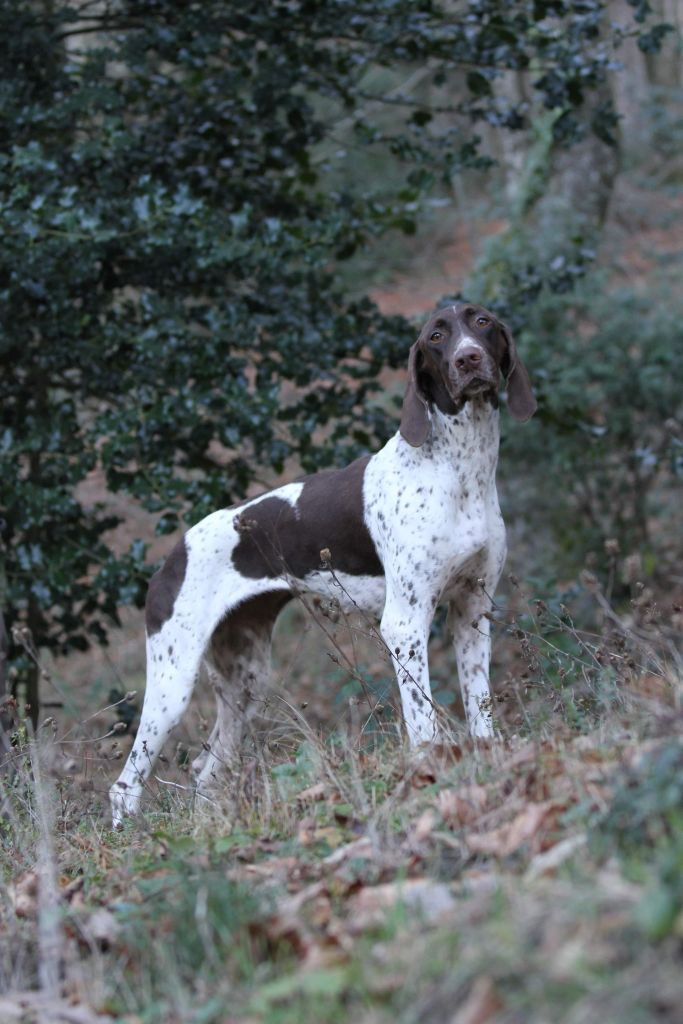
[0,577,681,1023]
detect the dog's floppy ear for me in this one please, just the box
[400,341,431,446]
[500,323,537,422]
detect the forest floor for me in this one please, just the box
[2,651,682,1023]
[1,175,683,1023]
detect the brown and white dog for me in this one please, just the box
[110,302,536,826]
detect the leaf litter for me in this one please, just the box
[3,719,683,1021]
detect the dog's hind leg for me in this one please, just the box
[109,619,209,827]
[193,592,291,796]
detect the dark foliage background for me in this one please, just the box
[0,0,677,712]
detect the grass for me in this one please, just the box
[1,578,682,1023]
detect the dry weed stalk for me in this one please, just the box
[28,731,61,998]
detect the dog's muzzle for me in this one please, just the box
[450,345,497,399]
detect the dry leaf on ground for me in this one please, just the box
[501,739,556,772]
[297,817,345,848]
[262,881,328,956]
[525,833,587,880]
[437,784,489,827]
[0,992,111,1024]
[449,975,502,1024]
[408,743,463,788]
[346,878,456,933]
[77,907,121,951]
[228,855,301,884]
[296,782,327,804]
[466,800,566,858]
[323,836,375,868]
[412,808,438,842]
[261,880,355,967]
[8,871,39,918]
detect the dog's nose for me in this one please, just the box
[454,347,483,372]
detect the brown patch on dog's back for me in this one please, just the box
[232,455,383,580]
[145,538,188,636]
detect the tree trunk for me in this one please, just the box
[544,86,620,231]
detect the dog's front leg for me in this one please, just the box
[449,576,498,740]
[380,591,436,745]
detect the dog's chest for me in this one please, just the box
[364,428,500,588]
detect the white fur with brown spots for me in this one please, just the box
[110,302,536,826]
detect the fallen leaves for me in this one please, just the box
[437,784,489,827]
[449,975,502,1024]
[296,817,345,849]
[322,835,375,868]
[7,864,124,960]
[465,800,566,858]
[412,808,439,842]
[3,718,655,1024]
[262,880,332,958]
[0,992,111,1024]
[229,854,301,885]
[526,832,588,880]
[295,781,327,804]
[8,870,39,919]
[77,907,121,950]
[8,871,86,921]
[230,728,622,985]
[407,742,463,788]
[346,878,457,933]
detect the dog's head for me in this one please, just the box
[400,302,537,446]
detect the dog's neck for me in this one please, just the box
[423,399,500,478]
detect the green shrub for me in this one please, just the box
[590,740,683,940]
[483,249,683,580]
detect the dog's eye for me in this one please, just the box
[430,331,443,342]
[475,316,490,327]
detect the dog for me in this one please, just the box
[110,302,535,825]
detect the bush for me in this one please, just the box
[476,236,683,580]
[590,741,683,940]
